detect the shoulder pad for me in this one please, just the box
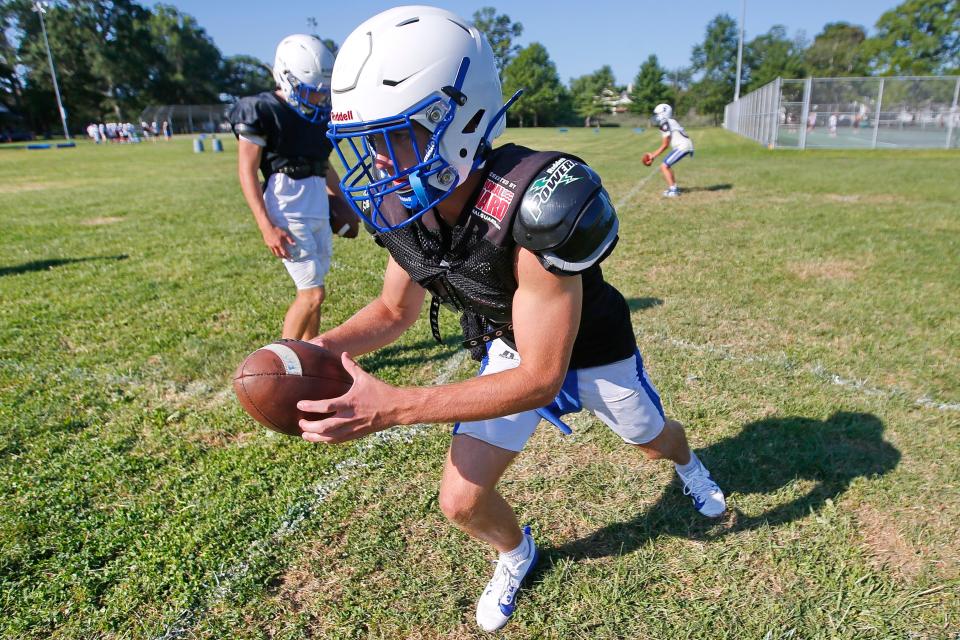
[514,157,619,275]
[227,94,269,139]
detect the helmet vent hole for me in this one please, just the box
[446,18,471,35]
[459,148,467,158]
[461,109,485,134]
[396,17,420,27]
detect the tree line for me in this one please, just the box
[0,0,275,133]
[484,0,958,127]
[2,0,958,133]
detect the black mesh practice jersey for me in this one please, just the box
[373,144,636,370]
[226,91,333,180]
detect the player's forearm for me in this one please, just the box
[238,170,273,231]
[391,364,559,426]
[319,297,414,358]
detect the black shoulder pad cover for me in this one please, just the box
[226,96,265,139]
[514,158,619,275]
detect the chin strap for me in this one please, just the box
[472,89,524,171]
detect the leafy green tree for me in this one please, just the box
[569,65,616,127]
[145,4,222,105]
[805,22,869,76]
[865,0,960,74]
[629,54,672,116]
[744,25,806,91]
[0,3,25,112]
[502,42,563,127]
[689,13,740,122]
[471,7,523,76]
[220,55,274,101]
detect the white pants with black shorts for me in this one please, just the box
[453,339,666,452]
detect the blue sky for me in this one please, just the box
[172,1,894,85]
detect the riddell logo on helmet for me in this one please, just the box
[331,111,354,122]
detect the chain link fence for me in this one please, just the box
[137,104,232,135]
[725,76,960,149]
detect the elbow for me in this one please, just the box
[529,373,564,408]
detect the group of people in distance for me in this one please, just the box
[85,120,172,144]
[228,7,715,633]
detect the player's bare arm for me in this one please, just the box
[298,248,581,443]
[237,137,293,258]
[311,255,426,359]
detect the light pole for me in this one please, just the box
[734,0,745,101]
[32,1,70,140]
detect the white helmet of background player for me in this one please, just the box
[653,103,673,125]
[273,34,335,123]
[326,6,521,231]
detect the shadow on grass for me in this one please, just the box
[0,254,128,277]
[683,183,733,193]
[539,411,899,566]
[625,297,663,312]
[362,335,463,373]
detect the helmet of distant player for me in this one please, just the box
[273,34,335,123]
[326,6,521,232]
[653,103,673,126]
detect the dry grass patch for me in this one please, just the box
[823,193,903,205]
[856,503,923,581]
[81,216,124,225]
[786,257,869,282]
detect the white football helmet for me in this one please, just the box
[273,34,335,123]
[653,103,673,125]
[326,6,518,231]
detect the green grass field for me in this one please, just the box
[1,129,958,639]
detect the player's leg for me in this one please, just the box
[282,285,325,340]
[660,162,676,189]
[578,350,726,517]
[661,149,684,196]
[445,340,542,631]
[440,435,522,551]
[280,220,329,340]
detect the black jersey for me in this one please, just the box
[226,91,333,181]
[372,144,636,370]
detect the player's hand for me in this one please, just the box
[261,225,294,259]
[307,335,343,357]
[297,352,400,443]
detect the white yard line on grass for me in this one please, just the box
[648,334,959,413]
[615,168,660,210]
[154,349,468,640]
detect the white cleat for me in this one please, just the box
[476,526,538,632]
[677,460,726,517]
[663,188,680,197]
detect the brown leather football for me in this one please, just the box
[233,340,353,436]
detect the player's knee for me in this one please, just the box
[298,287,325,310]
[438,484,481,525]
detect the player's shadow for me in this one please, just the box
[362,335,462,372]
[539,411,899,565]
[0,254,128,277]
[683,183,733,193]
[625,297,663,312]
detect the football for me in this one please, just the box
[642,152,653,166]
[330,194,360,238]
[233,339,353,436]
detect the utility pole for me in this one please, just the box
[734,0,745,101]
[32,1,70,139]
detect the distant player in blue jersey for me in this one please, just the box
[643,103,694,198]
